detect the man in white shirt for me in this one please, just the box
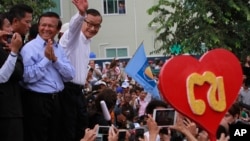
[0,32,22,83]
[59,0,102,141]
[239,82,250,110]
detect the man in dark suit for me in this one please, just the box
[0,4,33,141]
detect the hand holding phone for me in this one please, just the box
[9,33,22,53]
[6,34,13,44]
[97,126,110,135]
[135,127,145,141]
[118,129,127,141]
[153,108,176,127]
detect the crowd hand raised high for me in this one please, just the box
[196,130,209,141]
[216,133,229,141]
[183,117,198,137]
[9,33,22,53]
[125,130,131,141]
[44,39,57,62]
[72,0,88,16]
[108,125,119,141]
[80,124,98,141]
[168,113,198,141]
[146,114,160,140]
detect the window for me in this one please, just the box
[43,0,62,17]
[106,48,128,58]
[103,0,126,15]
[50,0,61,16]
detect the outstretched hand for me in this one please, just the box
[72,0,88,16]
[80,124,98,141]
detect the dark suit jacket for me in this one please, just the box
[0,45,24,117]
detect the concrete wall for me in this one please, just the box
[59,0,162,58]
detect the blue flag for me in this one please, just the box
[125,43,161,100]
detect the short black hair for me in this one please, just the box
[38,12,62,30]
[86,9,102,21]
[228,102,241,117]
[28,23,38,40]
[8,4,33,24]
[0,12,8,29]
[86,8,101,17]
[145,100,169,115]
[129,88,136,94]
[95,88,117,112]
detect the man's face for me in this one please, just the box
[82,14,102,39]
[14,12,32,36]
[2,18,12,33]
[124,93,131,103]
[223,112,236,124]
[89,60,95,68]
[38,17,59,41]
[139,91,147,100]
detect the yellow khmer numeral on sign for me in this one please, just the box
[186,71,226,115]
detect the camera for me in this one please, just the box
[6,34,13,44]
[97,126,110,135]
[95,126,110,141]
[153,108,176,127]
[118,129,127,141]
[135,127,145,141]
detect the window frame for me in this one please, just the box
[102,0,126,15]
[105,46,128,58]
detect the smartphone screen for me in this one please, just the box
[98,126,110,135]
[153,108,176,127]
[118,129,126,140]
[135,128,145,140]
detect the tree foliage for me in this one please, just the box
[148,0,250,60]
[0,0,56,22]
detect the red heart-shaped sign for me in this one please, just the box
[159,48,242,140]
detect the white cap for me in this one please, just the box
[60,22,69,33]
[95,80,107,86]
[104,61,110,65]
[102,74,107,79]
[95,64,100,69]
[121,81,129,88]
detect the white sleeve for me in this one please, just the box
[0,53,17,83]
[67,13,85,47]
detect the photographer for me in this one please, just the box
[0,12,23,83]
[0,12,24,141]
[0,31,22,82]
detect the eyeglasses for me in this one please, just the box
[84,19,101,29]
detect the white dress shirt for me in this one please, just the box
[59,13,91,85]
[0,52,17,83]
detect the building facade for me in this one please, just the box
[55,0,162,59]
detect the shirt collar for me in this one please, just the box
[35,35,59,48]
[80,32,91,44]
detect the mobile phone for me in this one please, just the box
[159,127,169,135]
[97,126,110,135]
[6,34,13,44]
[153,108,176,127]
[135,127,145,141]
[118,129,127,140]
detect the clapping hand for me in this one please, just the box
[45,39,57,62]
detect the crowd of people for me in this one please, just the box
[1,0,250,141]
